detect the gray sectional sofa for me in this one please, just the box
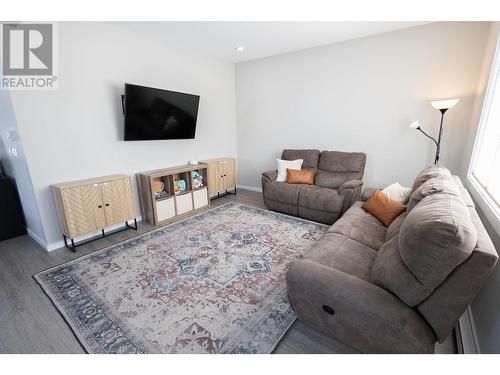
[286,166,498,353]
[262,149,367,224]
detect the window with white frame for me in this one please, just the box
[470,36,500,213]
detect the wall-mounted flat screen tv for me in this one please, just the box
[123,83,200,141]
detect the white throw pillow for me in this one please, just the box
[276,159,303,182]
[382,182,411,203]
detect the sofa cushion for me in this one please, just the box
[305,232,377,282]
[382,182,411,203]
[417,205,499,342]
[276,158,303,182]
[407,174,460,210]
[373,192,478,307]
[385,212,407,242]
[315,151,366,189]
[287,169,315,185]
[265,199,298,217]
[298,185,344,214]
[281,149,320,169]
[297,207,341,225]
[372,237,432,306]
[410,165,451,196]
[399,193,477,300]
[263,181,303,205]
[329,201,387,250]
[362,189,407,227]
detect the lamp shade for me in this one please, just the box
[431,98,459,110]
[409,121,420,129]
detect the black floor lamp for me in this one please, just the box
[409,98,459,165]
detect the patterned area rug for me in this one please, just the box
[35,203,327,353]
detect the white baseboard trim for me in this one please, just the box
[28,217,143,252]
[458,306,481,353]
[27,228,48,250]
[237,184,262,193]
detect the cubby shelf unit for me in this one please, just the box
[137,164,210,226]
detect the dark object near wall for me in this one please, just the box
[0,176,26,241]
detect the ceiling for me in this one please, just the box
[120,22,430,63]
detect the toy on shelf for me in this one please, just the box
[174,179,187,194]
[192,171,204,189]
[152,181,165,199]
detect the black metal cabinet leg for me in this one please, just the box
[63,234,77,252]
[211,187,237,200]
[125,219,138,230]
[62,218,138,252]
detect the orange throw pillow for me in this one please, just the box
[362,189,407,227]
[287,169,315,185]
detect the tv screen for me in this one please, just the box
[124,83,200,141]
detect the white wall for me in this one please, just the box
[8,22,237,248]
[235,22,490,190]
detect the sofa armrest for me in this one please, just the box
[338,179,363,212]
[261,170,278,195]
[286,260,436,353]
[262,170,278,184]
[339,179,363,191]
[360,187,377,201]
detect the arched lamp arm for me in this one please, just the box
[416,127,438,147]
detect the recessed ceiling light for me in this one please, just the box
[235,46,245,52]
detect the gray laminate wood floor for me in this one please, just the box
[0,189,456,354]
